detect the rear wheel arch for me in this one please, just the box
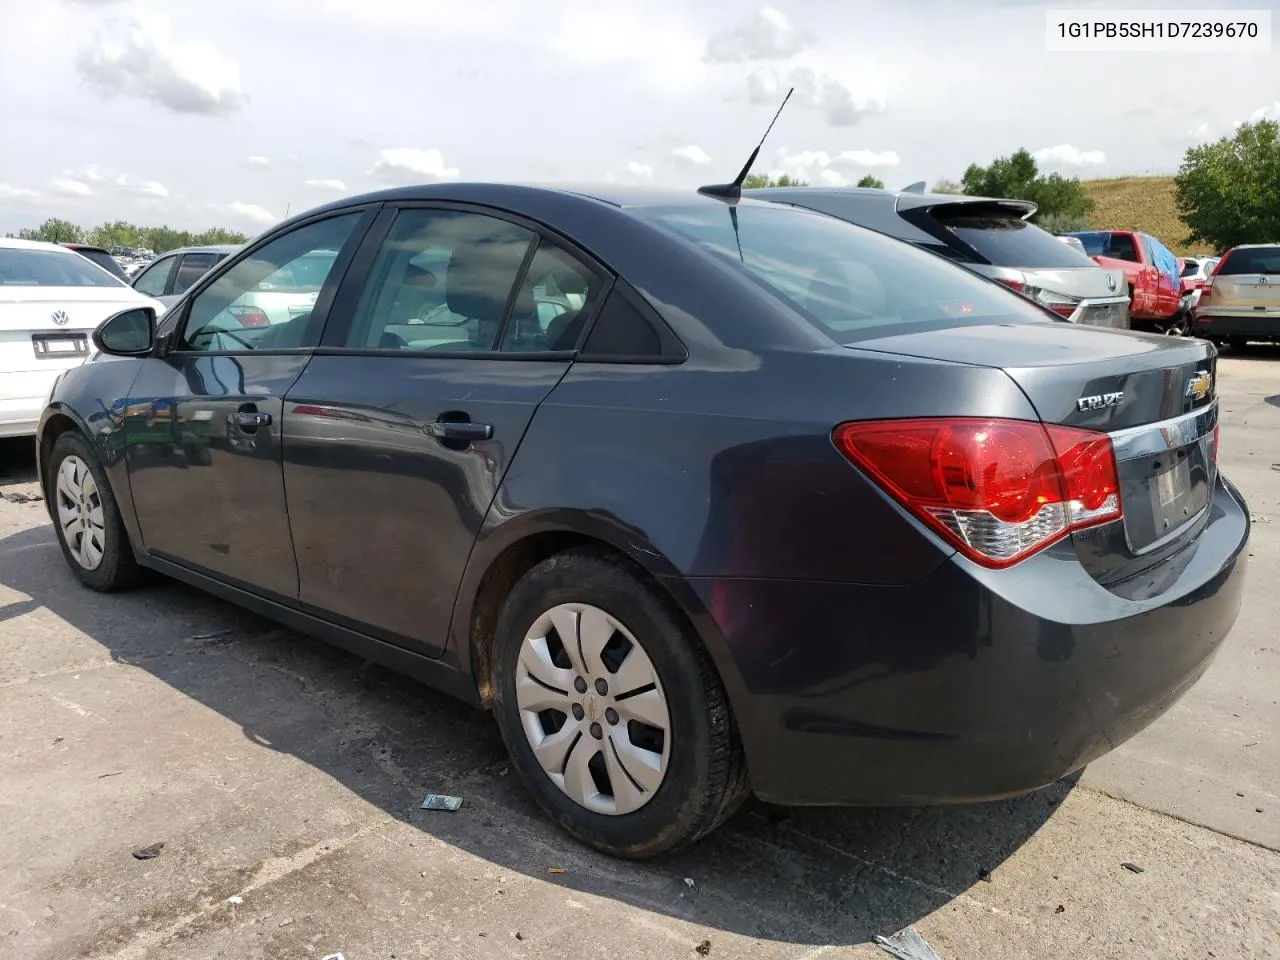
[461,526,736,712]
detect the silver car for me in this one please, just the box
[129,244,242,310]
[746,187,1131,328]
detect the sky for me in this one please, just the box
[0,0,1276,236]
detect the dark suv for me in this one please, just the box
[746,187,1131,329]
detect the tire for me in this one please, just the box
[491,549,750,859]
[46,431,147,592]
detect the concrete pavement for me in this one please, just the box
[1,352,1278,959]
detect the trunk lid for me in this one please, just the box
[1210,273,1280,309]
[852,322,1218,586]
[0,288,154,373]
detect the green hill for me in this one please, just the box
[1081,176,1215,256]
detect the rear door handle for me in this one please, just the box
[234,410,272,428]
[425,420,492,442]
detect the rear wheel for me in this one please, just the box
[47,432,146,592]
[491,550,749,859]
[1157,311,1190,337]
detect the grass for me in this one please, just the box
[1080,176,1215,256]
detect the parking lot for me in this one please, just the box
[1,353,1277,960]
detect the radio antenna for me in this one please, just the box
[698,87,794,202]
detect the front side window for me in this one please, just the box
[343,209,534,351]
[132,255,176,296]
[0,248,126,288]
[640,203,1051,343]
[182,213,361,353]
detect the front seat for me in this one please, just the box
[444,239,527,348]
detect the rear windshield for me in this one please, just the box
[73,248,128,280]
[1218,247,1280,275]
[936,214,1097,268]
[0,248,125,287]
[639,204,1053,343]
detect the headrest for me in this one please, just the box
[402,262,436,288]
[445,239,527,322]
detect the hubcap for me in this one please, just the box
[515,603,671,816]
[55,456,106,571]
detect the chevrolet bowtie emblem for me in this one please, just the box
[1185,370,1212,401]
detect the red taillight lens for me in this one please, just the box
[996,278,1026,294]
[228,306,270,328]
[833,418,1122,568]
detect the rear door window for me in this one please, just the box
[174,253,218,293]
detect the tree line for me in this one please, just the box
[5,217,250,254]
[743,119,1280,251]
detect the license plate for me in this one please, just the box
[31,332,89,358]
[1150,456,1195,536]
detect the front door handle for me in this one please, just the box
[425,420,492,442]
[234,410,272,428]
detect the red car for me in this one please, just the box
[1066,230,1186,335]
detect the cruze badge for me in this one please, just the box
[1076,391,1124,412]
[1185,370,1212,401]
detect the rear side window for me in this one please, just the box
[1217,247,1280,275]
[0,248,125,288]
[581,288,665,358]
[935,215,1096,268]
[640,204,1051,343]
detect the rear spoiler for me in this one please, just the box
[896,195,1038,221]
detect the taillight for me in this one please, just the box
[996,278,1025,294]
[227,305,270,328]
[833,418,1122,568]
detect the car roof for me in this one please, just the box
[0,236,80,253]
[62,243,112,254]
[1225,243,1280,250]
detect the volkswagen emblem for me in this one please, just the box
[51,309,70,326]
[1106,274,1117,292]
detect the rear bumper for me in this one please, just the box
[1194,309,1280,340]
[683,474,1249,806]
[0,398,45,438]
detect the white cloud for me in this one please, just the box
[1240,101,1280,126]
[52,178,93,197]
[76,14,247,115]
[246,156,271,167]
[304,179,347,192]
[747,66,886,126]
[63,165,169,198]
[767,147,901,186]
[368,148,459,184]
[1032,144,1107,168]
[0,183,37,199]
[704,6,810,63]
[672,144,712,165]
[625,161,654,179]
[227,202,276,226]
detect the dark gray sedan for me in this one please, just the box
[35,183,1249,859]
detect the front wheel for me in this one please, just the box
[491,550,749,859]
[46,431,147,592]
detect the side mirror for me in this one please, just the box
[92,307,156,357]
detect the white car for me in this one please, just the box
[0,238,165,438]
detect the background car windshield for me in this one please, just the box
[1218,247,1280,275]
[641,204,1051,342]
[941,215,1098,268]
[259,251,338,291]
[0,249,125,288]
